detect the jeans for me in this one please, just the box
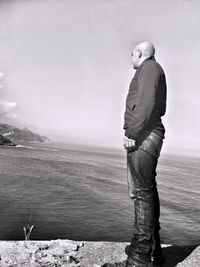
[126,132,163,267]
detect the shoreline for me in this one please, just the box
[0,239,199,266]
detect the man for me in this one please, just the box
[123,41,167,267]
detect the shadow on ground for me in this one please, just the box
[102,244,198,267]
[160,245,198,267]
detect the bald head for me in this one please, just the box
[131,41,155,69]
[136,41,155,58]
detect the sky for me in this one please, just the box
[0,0,200,156]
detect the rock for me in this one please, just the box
[0,134,16,146]
[176,246,200,267]
[0,240,199,267]
[75,241,127,266]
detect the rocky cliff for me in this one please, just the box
[0,134,16,146]
[0,123,49,144]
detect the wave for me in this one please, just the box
[15,144,37,150]
[38,147,59,152]
[15,144,58,152]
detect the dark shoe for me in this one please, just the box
[151,252,164,265]
[125,260,136,267]
[126,259,153,267]
[151,248,165,265]
[126,245,163,266]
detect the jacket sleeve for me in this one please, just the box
[125,62,160,139]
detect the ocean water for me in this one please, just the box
[0,142,199,246]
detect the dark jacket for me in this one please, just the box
[123,57,167,140]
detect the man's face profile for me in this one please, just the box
[131,49,139,69]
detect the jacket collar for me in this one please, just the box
[142,55,155,65]
[137,56,155,72]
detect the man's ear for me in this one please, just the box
[137,49,142,58]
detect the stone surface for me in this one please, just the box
[176,246,200,267]
[0,239,199,267]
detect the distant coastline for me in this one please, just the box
[0,123,49,145]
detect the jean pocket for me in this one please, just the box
[139,135,163,158]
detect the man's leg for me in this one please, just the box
[126,185,162,265]
[126,143,160,267]
[152,189,164,264]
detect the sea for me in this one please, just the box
[0,142,199,246]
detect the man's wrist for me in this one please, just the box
[125,128,138,140]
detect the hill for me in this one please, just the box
[0,123,49,144]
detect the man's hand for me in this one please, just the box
[123,136,136,150]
